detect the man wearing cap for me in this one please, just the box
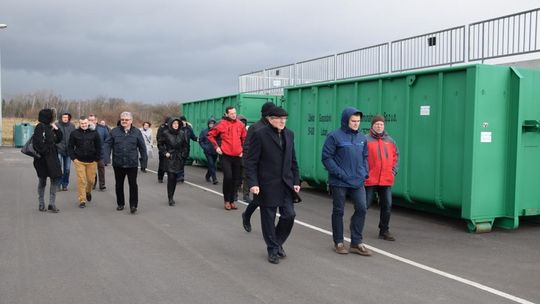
[207,106,247,210]
[241,101,276,232]
[365,115,399,241]
[322,107,372,256]
[245,106,301,264]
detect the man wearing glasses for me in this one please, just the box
[104,112,148,214]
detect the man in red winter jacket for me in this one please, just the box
[207,106,247,210]
[365,115,399,241]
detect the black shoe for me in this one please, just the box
[116,206,124,211]
[99,186,106,191]
[267,254,280,264]
[379,231,396,241]
[39,205,46,212]
[205,176,211,182]
[212,180,218,185]
[242,212,252,232]
[48,205,60,213]
[177,179,184,184]
[168,199,176,206]
[277,247,287,259]
[158,179,164,184]
[79,202,86,208]
[141,168,146,173]
[86,192,92,202]
[130,207,137,214]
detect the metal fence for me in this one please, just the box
[469,8,540,61]
[239,7,540,94]
[336,43,389,79]
[391,26,465,72]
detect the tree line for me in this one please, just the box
[2,91,182,127]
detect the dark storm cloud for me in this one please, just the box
[1,0,539,102]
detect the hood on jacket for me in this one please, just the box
[167,117,182,133]
[340,107,363,132]
[207,116,217,127]
[38,109,54,124]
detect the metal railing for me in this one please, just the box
[336,43,389,79]
[239,7,540,94]
[469,8,540,61]
[391,26,465,72]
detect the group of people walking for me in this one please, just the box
[30,103,399,265]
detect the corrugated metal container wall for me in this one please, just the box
[283,64,540,232]
[182,93,281,164]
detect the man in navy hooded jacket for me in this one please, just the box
[322,107,372,256]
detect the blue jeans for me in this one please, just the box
[331,186,367,245]
[204,152,218,182]
[366,186,393,234]
[58,153,71,188]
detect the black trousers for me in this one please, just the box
[113,167,138,208]
[260,192,296,256]
[167,171,180,200]
[157,153,166,180]
[220,154,242,202]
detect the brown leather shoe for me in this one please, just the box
[224,202,231,210]
[230,202,238,210]
[335,242,349,254]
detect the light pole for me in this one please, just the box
[0,23,7,146]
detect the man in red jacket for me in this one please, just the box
[365,115,399,241]
[207,106,247,210]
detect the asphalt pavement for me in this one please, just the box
[0,147,538,304]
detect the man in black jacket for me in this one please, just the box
[56,112,76,191]
[68,116,102,208]
[244,106,301,264]
[104,112,147,214]
[241,102,276,232]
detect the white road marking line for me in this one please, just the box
[145,169,534,304]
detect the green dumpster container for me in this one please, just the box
[13,123,35,148]
[283,64,540,232]
[182,93,281,164]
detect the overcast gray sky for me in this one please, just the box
[1,0,539,103]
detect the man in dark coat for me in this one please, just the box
[104,112,147,214]
[244,106,301,264]
[33,108,63,212]
[241,102,276,232]
[56,112,75,191]
[88,114,110,191]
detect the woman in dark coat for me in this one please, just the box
[158,117,188,206]
[32,109,63,212]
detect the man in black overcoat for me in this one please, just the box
[244,106,301,264]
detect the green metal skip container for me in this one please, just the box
[283,64,540,232]
[181,93,281,164]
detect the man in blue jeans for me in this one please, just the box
[322,107,372,256]
[56,112,76,191]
